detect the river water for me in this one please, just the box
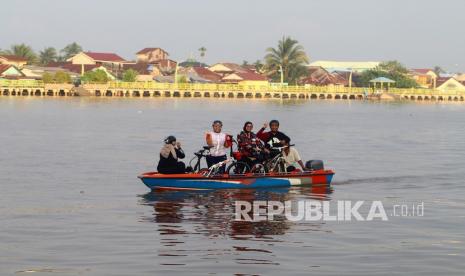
[1,98,464,275]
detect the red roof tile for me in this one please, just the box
[212,63,251,74]
[0,55,28,62]
[0,64,12,74]
[301,66,349,86]
[122,63,152,75]
[61,63,100,74]
[84,52,125,62]
[235,71,268,81]
[410,68,433,74]
[193,67,222,82]
[45,62,69,67]
[225,63,251,73]
[435,77,450,86]
[156,59,177,68]
[0,64,24,78]
[136,48,168,55]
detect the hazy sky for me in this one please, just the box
[1,0,464,72]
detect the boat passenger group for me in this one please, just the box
[157,120,308,174]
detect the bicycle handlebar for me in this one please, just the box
[271,144,295,151]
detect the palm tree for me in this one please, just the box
[6,43,38,64]
[264,36,309,84]
[433,66,444,77]
[254,60,265,74]
[60,42,82,60]
[39,47,58,65]
[377,60,408,74]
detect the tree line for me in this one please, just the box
[1,39,428,88]
[0,42,83,65]
[246,36,425,88]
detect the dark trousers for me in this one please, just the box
[158,161,186,174]
[287,165,296,172]
[206,155,227,173]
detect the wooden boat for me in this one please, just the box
[138,169,335,190]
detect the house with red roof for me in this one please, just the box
[133,48,176,76]
[0,64,25,79]
[153,59,177,73]
[67,51,129,75]
[177,67,222,83]
[0,55,28,68]
[136,48,169,63]
[300,66,349,86]
[192,67,222,82]
[436,77,465,92]
[207,62,268,84]
[408,68,437,88]
[221,71,268,85]
[121,63,163,81]
[21,65,80,80]
[454,73,465,82]
[208,63,250,77]
[45,61,101,74]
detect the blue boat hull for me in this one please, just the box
[138,171,334,190]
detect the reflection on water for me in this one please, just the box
[137,186,333,269]
[2,99,465,275]
[139,185,331,246]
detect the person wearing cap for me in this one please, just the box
[157,135,186,174]
[281,137,307,172]
[205,120,231,173]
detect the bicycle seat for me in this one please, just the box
[203,146,213,150]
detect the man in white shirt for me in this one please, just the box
[281,138,307,172]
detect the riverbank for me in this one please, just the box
[1,80,464,102]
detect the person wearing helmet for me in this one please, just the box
[157,135,186,174]
[205,120,232,173]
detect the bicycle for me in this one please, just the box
[250,144,294,174]
[189,146,212,173]
[193,138,252,176]
[225,138,251,175]
[204,158,231,177]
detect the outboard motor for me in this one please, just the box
[305,160,324,171]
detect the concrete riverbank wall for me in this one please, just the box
[1,80,464,102]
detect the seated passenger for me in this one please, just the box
[257,119,290,157]
[237,121,264,168]
[281,137,307,172]
[157,135,186,174]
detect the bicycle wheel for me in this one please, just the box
[250,163,266,174]
[198,168,209,176]
[276,160,286,173]
[189,156,197,169]
[226,162,250,175]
